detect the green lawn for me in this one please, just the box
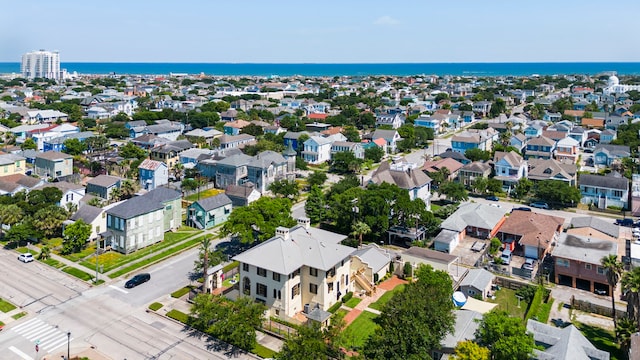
[488,288,528,319]
[62,267,94,282]
[184,188,224,201]
[12,311,27,320]
[40,258,65,269]
[430,204,441,212]
[575,322,622,360]
[341,310,379,349]
[108,235,205,278]
[82,229,203,273]
[252,343,276,359]
[0,298,16,313]
[344,297,362,309]
[166,309,189,324]
[335,309,349,319]
[61,244,97,262]
[369,284,405,311]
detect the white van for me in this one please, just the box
[500,249,512,265]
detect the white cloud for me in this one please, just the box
[373,15,400,26]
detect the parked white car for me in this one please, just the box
[18,253,34,263]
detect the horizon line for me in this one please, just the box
[2,61,640,64]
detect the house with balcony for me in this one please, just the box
[451,128,497,154]
[34,151,73,179]
[246,150,295,194]
[493,151,527,191]
[139,159,169,191]
[472,101,492,116]
[302,136,332,164]
[103,187,182,254]
[414,114,442,134]
[214,153,253,189]
[593,144,630,166]
[370,160,432,210]
[232,218,354,324]
[149,140,194,169]
[187,193,232,230]
[370,129,401,154]
[375,113,405,129]
[330,141,365,160]
[527,158,577,186]
[525,136,556,160]
[552,233,617,295]
[496,211,564,260]
[458,161,492,188]
[579,173,629,210]
[554,137,580,163]
[568,126,587,147]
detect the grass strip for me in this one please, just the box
[0,298,17,313]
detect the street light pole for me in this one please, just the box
[67,331,70,360]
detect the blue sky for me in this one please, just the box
[2,0,639,63]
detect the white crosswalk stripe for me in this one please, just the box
[12,318,72,352]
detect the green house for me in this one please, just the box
[187,193,232,229]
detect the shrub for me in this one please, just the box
[328,301,343,313]
[389,261,394,273]
[403,262,412,277]
[171,286,192,298]
[489,237,502,255]
[516,285,537,303]
[342,291,353,303]
[166,309,189,323]
[148,302,164,311]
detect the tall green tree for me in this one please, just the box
[20,138,37,150]
[306,170,328,189]
[305,185,326,224]
[118,142,147,160]
[512,178,533,199]
[439,181,469,202]
[269,179,300,200]
[0,204,23,234]
[601,255,624,329]
[622,266,640,327]
[475,310,534,360]
[464,148,491,162]
[62,138,86,155]
[363,264,455,360]
[350,221,371,247]
[276,318,345,360]
[364,146,385,163]
[33,205,68,238]
[533,180,581,206]
[452,340,490,360]
[194,236,224,293]
[220,197,296,243]
[331,151,362,174]
[62,219,91,254]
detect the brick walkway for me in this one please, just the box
[342,275,408,326]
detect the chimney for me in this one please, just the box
[276,226,290,240]
[297,217,311,230]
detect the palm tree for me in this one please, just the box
[171,163,184,181]
[616,317,638,355]
[38,246,51,260]
[0,204,24,236]
[350,221,371,248]
[200,236,212,294]
[601,254,624,329]
[120,180,138,200]
[622,266,640,328]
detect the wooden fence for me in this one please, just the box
[570,295,626,319]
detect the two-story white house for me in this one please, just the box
[232,218,354,324]
[579,173,630,210]
[493,151,527,192]
[302,136,332,164]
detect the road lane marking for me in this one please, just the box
[109,285,129,294]
[8,346,34,360]
[46,337,73,352]
[11,318,42,331]
[19,323,49,338]
[28,326,57,341]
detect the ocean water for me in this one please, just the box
[1,62,639,77]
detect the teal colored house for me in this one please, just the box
[187,193,233,229]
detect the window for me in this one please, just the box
[328,282,334,293]
[326,268,335,278]
[309,283,318,294]
[556,258,570,268]
[309,267,318,277]
[242,263,249,272]
[243,277,251,296]
[597,266,605,275]
[257,267,267,277]
[272,272,281,282]
[585,264,592,270]
[345,274,349,285]
[291,283,300,299]
[256,283,267,297]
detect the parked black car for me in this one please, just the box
[615,218,635,227]
[486,195,499,201]
[125,273,151,288]
[512,207,532,212]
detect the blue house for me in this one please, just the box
[414,115,441,134]
[283,131,309,153]
[42,131,95,152]
[187,193,233,229]
[593,144,630,166]
[599,129,617,144]
[138,159,169,191]
[524,124,543,139]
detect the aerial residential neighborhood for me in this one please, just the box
[2,61,640,360]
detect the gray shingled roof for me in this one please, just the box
[107,194,164,219]
[370,161,432,190]
[440,203,507,232]
[579,173,629,190]
[459,268,494,290]
[569,216,620,238]
[87,175,121,188]
[233,225,351,274]
[404,246,458,263]
[553,233,617,264]
[527,319,610,360]
[195,193,232,211]
[247,151,286,169]
[71,205,103,224]
[352,246,391,274]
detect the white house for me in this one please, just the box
[232,218,354,324]
[302,136,332,164]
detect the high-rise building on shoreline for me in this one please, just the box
[21,49,61,80]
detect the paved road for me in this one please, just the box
[0,246,253,360]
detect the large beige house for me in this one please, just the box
[233,218,354,324]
